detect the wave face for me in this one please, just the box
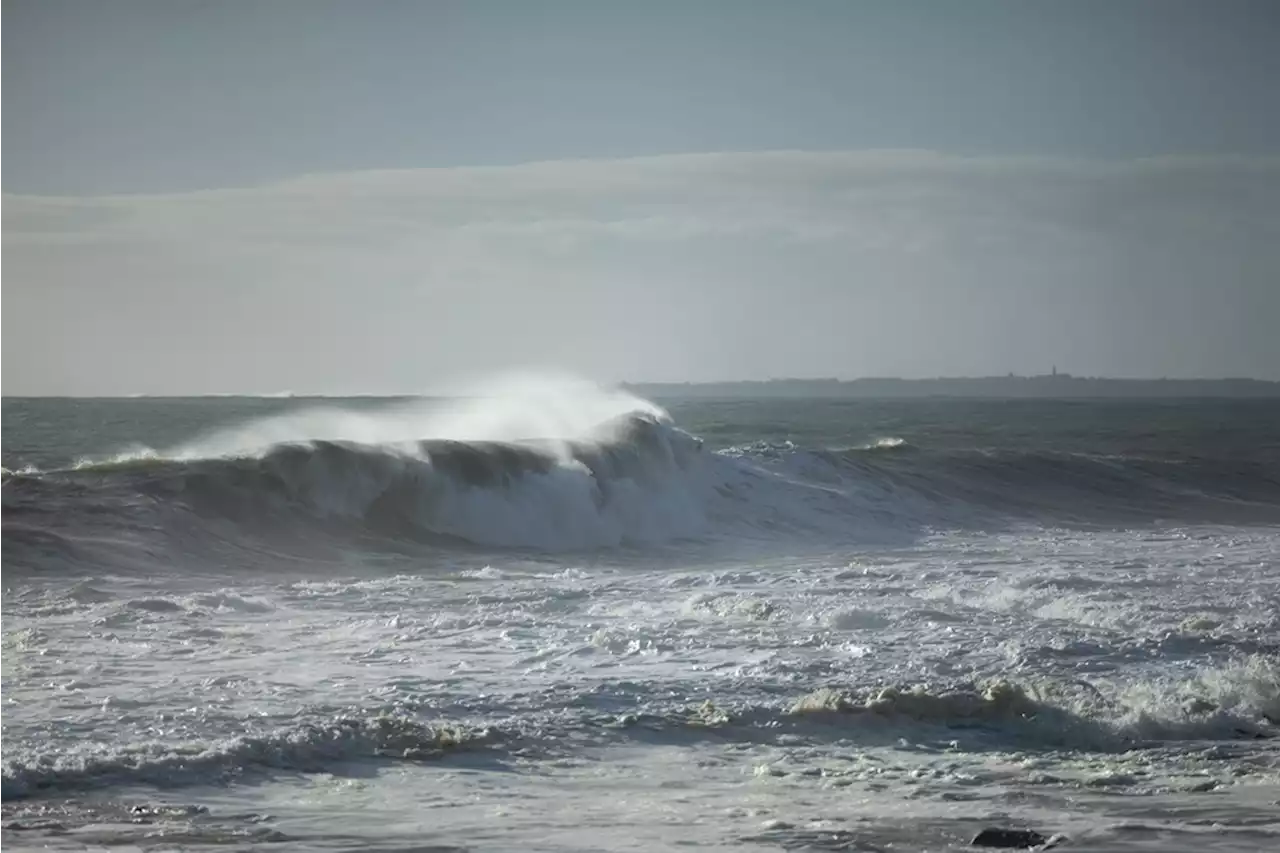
[69,414,708,550]
[4,385,1280,570]
[4,380,714,556]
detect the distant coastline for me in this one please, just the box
[5,373,1280,399]
[625,373,1280,399]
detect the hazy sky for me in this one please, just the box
[4,0,1279,394]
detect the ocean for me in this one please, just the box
[3,385,1279,851]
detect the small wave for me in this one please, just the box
[1,465,42,484]
[786,655,1280,745]
[862,437,912,451]
[803,444,1280,525]
[1,714,497,802]
[606,662,1279,761]
[6,659,1274,800]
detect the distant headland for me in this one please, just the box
[625,370,1280,399]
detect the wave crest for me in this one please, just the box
[56,413,710,550]
[1,714,496,802]
[5,379,1280,560]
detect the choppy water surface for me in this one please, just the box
[4,388,1278,851]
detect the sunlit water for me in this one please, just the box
[4,390,1279,851]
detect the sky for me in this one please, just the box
[3,0,1279,394]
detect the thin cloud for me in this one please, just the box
[4,151,1278,394]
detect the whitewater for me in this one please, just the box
[3,380,1279,851]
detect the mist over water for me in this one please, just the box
[164,373,670,459]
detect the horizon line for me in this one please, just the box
[3,374,1279,399]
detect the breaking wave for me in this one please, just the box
[786,653,1280,745]
[4,380,1280,567]
[5,656,1275,801]
[1,714,498,802]
[80,412,708,550]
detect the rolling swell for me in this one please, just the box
[4,411,1280,572]
[818,444,1280,524]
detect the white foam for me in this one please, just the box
[65,373,731,549]
[1,714,493,801]
[171,371,667,461]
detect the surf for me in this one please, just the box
[4,377,1280,570]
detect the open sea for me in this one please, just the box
[3,385,1279,851]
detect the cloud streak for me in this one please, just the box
[5,151,1279,394]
